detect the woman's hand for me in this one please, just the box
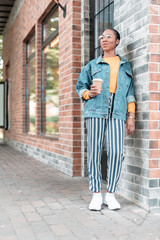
[88,85,100,98]
[126,118,135,136]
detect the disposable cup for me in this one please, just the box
[92,78,103,94]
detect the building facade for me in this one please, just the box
[2,0,160,212]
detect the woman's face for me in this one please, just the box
[99,29,120,52]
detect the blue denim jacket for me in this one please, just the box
[76,55,136,121]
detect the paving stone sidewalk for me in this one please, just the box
[0,144,160,240]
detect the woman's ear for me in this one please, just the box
[116,39,120,46]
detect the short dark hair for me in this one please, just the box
[107,28,120,40]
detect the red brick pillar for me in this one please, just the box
[149,2,160,181]
[59,0,81,176]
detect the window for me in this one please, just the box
[94,0,114,57]
[25,34,36,133]
[0,82,4,129]
[41,7,59,135]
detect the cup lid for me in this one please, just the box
[93,78,103,82]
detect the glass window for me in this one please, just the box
[43,11,58,42]
[109,3,114,27]
[100,1,104,11]
[95,15,99,49]
[104,7,109,30]
[104,0,110,7]
[28,37,35,56]
[42,8,59,135]
[25,34,36,133]
[94,0,114,58]
[95,0,100,14]
[100,11,103,38]
[0,82,4,129]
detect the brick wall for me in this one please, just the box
[149,0,160,211]
[80,0,160,211]
[115,0,150,210]
[59,0,82,176]
[80,0,90,177]
[115,0,160,212]
[80,0,96,177]
[3,0,82,177]
[3,0,160,212]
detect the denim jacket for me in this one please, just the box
[76,55,136,121]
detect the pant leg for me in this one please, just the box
[106,117,125,193]
[86,118,106,192]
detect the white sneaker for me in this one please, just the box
[104,192,121,210]
[89,193,103,211]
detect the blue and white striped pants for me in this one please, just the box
[86,117,125,193]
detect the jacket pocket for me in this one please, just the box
[125,69,133,78]
[124,70,132,92]
[91,67,102,77]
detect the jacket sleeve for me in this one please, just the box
[76,63,92,101]
[126,62,136,104]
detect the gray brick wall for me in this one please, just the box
[5,139,73,176]
[114,0,159,212]
[80,0,157,211]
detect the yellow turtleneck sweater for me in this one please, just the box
[83,56,135,113]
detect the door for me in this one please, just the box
[0,82,4,128]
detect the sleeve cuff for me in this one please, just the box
[127,95,136,104]
[128,102,135,113]
[79,88,89,99]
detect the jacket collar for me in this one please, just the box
[96,54,128,65]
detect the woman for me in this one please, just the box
[76,28,136,211]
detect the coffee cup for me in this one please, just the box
[92,78,103,94]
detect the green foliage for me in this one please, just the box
[45,46,59,94]
[29,116,59,134]
[46,116,59,134]
[30,116,35,124]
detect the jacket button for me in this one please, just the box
[104,115,106,118]
[106,86,108,88]
[105,101,107,103]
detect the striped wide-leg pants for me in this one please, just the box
[86,117,125,193]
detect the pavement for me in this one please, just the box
[0,144,160,240]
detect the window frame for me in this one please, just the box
[41,5,59,136]
[25,32,36,133]
[41,5,59,49]
[94,0,114,57]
